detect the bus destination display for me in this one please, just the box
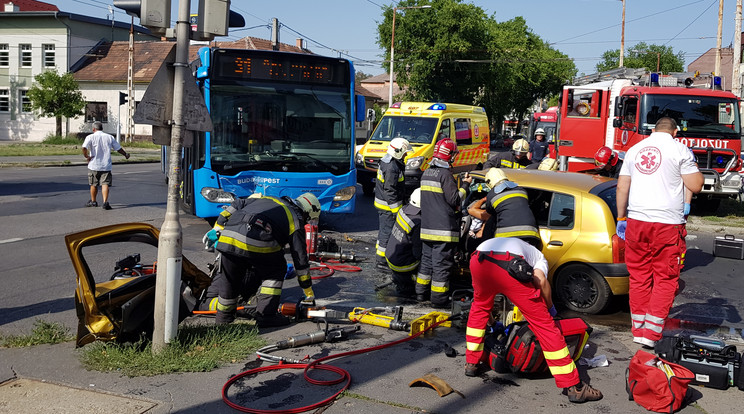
[214,51,346,85]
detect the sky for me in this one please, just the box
[47,0,743,77]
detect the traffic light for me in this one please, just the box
[193,0,245,40]
[119,91,127,105]
[113,0,171,35]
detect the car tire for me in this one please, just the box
[554,264,611,314]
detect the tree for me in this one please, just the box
[596,42,684,73]
[355,71,373,86]
[27,70,86,137]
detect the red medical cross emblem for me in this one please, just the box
[635,146,661,174]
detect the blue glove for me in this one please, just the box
[616,220,627,240]
[202,229,220,250]
[683,203,691,216]
[548,305,558,317]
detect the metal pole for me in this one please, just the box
[733,0,742,96]
[153,0,189,354]
[716,0,724,76]
[388,8,397,107]
[127,17,135,142]
[619,0,625,67]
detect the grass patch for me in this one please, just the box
[78,322,265,377]
[694,198,744,229]
[42,135,84,145]
[0,320,74,347]
[0,136,159,157]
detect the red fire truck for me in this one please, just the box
[557,68,742,211]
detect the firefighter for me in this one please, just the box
[528,128,550,163]
[525,157,559,171]
[201,193,321,326]
[483,138,532,170]
[374,138,413,271]
[593,146,623,178]
[465,236,603,403]
[482,168,542,249]
[417,138,471,307]
[384,188,422,298]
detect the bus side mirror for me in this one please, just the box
[355,95,366,123]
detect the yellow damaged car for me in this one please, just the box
[466,169,628,314]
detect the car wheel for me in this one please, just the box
[554,264,611,314]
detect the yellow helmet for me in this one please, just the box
[512,138,529,154]
[538,157,558,171]
[485,168,508,187]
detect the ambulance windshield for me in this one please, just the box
[370,116,439,144]
[640,94,741,138]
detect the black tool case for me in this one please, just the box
[713,235,744,260]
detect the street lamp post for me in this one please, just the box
[388,5,432,107]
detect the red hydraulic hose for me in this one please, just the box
[222,317,451,413]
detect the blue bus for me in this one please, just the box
[178,47,365,218]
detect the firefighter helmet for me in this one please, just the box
[485,168,508,187]
[433,138,458,163]
[387,137,413,160]
[409,188,421,208]
[535,128,546,136]
[512,138,529,155]
[594,146,617,168]
[295,193,321,221]
[538,157,558,171]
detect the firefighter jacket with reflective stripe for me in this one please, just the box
[374,154,406,213]
[385,203,421,272]
[420,162,467,242]
[214,196,312,289]
[483,152,531,170]
[484,186,540,242]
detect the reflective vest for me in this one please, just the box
[420,164,467,243]
[385,203,421,272]
[484,186,541,245]
[483,152,531,170]
[374,154,406,213]
[214,196,312,289]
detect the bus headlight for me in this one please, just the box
[355,152,364,165]
[334,186,356,201]
[201,187,236,204]
[406,156,424,170]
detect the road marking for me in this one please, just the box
[118,170,153,175]
[0,238,23,244]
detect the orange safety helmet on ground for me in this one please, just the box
[594,146,618,168]
[433,138,458,163]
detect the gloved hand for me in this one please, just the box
[683,202,691,217]
[548,305,558,317]
[616,220,627,240]
[301,287,316,305]
[202,229,219,250]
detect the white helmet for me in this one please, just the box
[512,138,529,154]
[538,157,558,171]
[535,128,545,136]
[409,188,421,208]
[485,168,508,187]
[387,137,413,160]
[295,193,321,221]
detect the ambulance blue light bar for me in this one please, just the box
[428,103,447,110]
[713,76,723,90]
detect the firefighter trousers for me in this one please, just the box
[626,219,684,343]
[416,240,456,306]
[466,252,579,389]
[202,251,287,323]
[376,210,396,261]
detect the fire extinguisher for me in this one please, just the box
[305,223,318,257]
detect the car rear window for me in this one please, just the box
[593,183,618,219]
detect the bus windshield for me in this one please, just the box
[209,82,352,175]
[370,116,439,144]
[641,94,741,138]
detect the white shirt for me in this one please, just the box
[475,237,549,276]
[619,131,699,224]
[82,130,121,171]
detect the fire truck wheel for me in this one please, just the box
[554,264,611,314]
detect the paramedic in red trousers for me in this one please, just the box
[416,138,471,307]
[384,188,422,298]
[374,138,413,271]
[201,193,321,327]
[465,237,603,403]
[616,117,703,348]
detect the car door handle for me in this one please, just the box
[548,240,563,246]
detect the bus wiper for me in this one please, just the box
[281,152,339,172]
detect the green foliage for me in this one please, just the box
[376,0,575,128]
[42,135,84,145]
[1,320,74,347]
[78,322,265,377]
[27,70,86,136]
[355,71,373,85]
[596,42,684,73]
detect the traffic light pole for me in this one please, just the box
[153,0,190,353]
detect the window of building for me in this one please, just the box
[19,44,32,67]
[0,89,9,112]
[43,44,55,67]
[19,90,31,113]
[85,102,108,123]
[0,44,9,67]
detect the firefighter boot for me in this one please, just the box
[255,313,291,328]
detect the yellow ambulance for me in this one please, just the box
[355,102,490,195]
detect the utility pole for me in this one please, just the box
[620,0,626,67]
[127,16,135,142]
[153,0,190,353]
[733,0,742,97]
[716,0,724,76]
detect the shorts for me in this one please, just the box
[88,170,113,186]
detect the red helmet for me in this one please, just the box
[433,138,458,162]
[594,146,617,168]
